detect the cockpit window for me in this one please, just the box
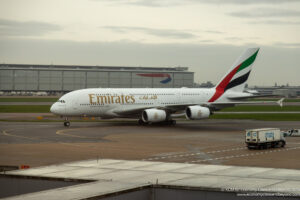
[57,100,66,103]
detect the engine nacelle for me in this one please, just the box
[142,109,167,123]
[185,106,210,120]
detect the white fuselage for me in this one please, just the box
[50,87,219,118]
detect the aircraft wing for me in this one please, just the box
[112,103,198,116]
[112,106,156,116]
[164,98,284,111]
[112,98,284,116]
[208,98,284,110]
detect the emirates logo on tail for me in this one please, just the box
[208,48,259,102]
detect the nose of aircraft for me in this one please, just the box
[50,103,56,114]
[50,103,59,114]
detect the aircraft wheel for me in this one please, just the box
[138,119,146,125]
[166,120,176,125]
[64,121,70,127]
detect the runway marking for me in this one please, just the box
[1,129,83,147]
[56,128,99,139]
[188,146,300,163]
[144,147,247,161]
[145,145,300,162]
[2,129,40,141]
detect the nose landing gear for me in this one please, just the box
[64,121,70,127]
[63,117,70,127]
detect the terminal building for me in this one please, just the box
[0,64,194,94]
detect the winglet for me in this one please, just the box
[277,98,284,107]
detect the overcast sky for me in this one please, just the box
[0,0,299,86]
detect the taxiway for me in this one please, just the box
[1,120,300,169]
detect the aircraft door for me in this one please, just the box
[176,89,182,104]
[72,98,78,111]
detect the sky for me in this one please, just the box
[0,0,300,86]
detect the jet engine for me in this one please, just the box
[185,106,210,120]
[142,109,167,123]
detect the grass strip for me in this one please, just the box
[0,98,58,102]
[1,105,300,113]
[248,98,300,102]
[211,113,300,121]
[221,105,300,112]
[1,114,300,122]
[0,105,51,113]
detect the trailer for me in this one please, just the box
[245,128,286,150]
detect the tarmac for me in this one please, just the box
[1,118,300,199]
[1,120,300,169]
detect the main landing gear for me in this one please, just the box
[138,119,147,125]
[138,119,176,126]
[167,120,176,125]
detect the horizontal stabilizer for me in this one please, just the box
[227,94,283,100]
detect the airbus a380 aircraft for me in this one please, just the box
[50,48,279,127]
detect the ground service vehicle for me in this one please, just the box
[283,129,300,137]
[245,128,286,149]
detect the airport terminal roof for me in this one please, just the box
[3,159,300,199]
[0,64,191,73]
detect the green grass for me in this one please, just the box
[0,119,139,123]
[1,114,299,122]
[0,105,51,113]
[0,98,58,102]
[211,113,300,121]
[221,105,300,112]
[1,104,300,113]
[1,97,299,103]
[0,105,299,121]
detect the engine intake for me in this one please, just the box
[142,109,167,123]
[186,106,210,120]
